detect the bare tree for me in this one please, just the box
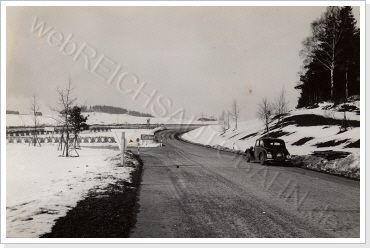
[18,115,26,127]
[29,94,41,146]
[54,78,77,157]
[218,111,230,134]
[273,87,289,128]
[323,107,336,126]
[226,111,230,130]
[229,99,240,130]
[300,6,343,101]
[256,97,273,135]
[218,111,226,133]
[340,111,352,132]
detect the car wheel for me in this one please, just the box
[260,153,266,165]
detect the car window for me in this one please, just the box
[260,140,264,147]
[266,141,285,148]
[255,140,259,147]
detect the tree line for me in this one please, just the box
[6,110,20,115]
[81,105,153,117]
[296,6,360,108]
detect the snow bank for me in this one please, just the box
[291,152,360,180]
[6,144,135,238]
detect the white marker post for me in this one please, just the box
[121,132,126,165]
[136,138,140,155]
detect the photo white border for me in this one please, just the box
[0,0,366,244]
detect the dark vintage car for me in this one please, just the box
[245,137,291,165]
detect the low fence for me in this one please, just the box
[6,136,117,144]
[6,127,112,137]
[6,123,207,137]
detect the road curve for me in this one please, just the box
[130,128,360,238]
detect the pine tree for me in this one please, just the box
[297,6,360,107]
[301,7,342,102]
[68,106,88,134]
[338,6,360,100]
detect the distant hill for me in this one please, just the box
[198,117,217,122]
[6,110,19,115]
[81,105,153,117]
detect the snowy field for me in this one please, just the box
[6,144,134,238]
[5,127,163,237]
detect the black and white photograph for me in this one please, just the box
[1,0,365,244]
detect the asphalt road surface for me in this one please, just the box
[130,128,360,238]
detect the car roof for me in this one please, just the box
[257,137,285,142]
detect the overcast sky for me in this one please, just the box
[6,6,360,120]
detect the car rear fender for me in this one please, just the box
[258,149,267,161]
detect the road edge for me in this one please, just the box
[177,132,359,180]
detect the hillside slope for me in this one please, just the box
[182,101,360,179]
